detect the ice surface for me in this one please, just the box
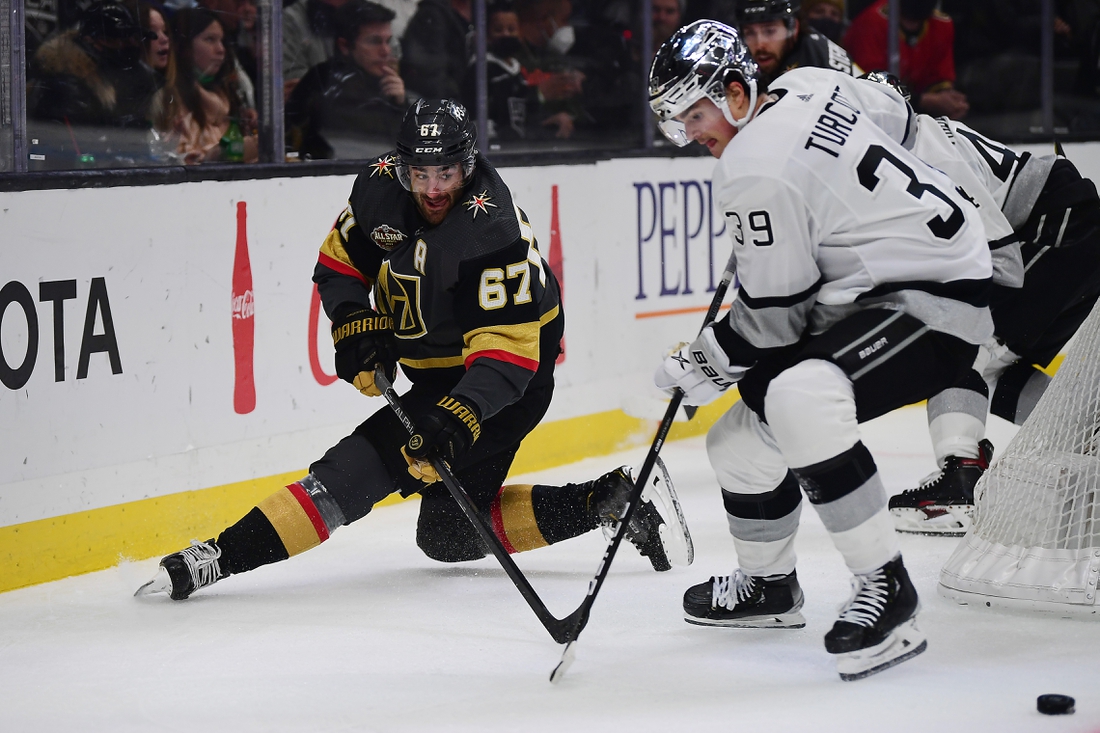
[1,407,1097,732]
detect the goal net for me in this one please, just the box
[939,301,1100,616]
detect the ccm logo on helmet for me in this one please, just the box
[415,146,443,153]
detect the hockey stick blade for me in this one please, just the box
[549,641,577,683]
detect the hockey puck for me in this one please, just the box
[1037,694,1075,715]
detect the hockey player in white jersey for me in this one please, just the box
[853,72,1100,535]
[648,21,995,680]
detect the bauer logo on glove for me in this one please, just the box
[654,326,749,406]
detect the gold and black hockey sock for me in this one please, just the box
[489,482,599,553]
[217,477,346,574]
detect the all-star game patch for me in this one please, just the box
[464,190,498,219]
[370,155,397,179]
[371,224,407,250]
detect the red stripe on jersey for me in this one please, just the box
[317,252,368,285]
[287,481,331,542]
[490,490,517,554]
[465,349,539,373]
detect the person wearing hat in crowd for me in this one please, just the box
[801,0,846,44]
[28,0,159,165]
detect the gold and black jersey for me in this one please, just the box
[313,152,563,419]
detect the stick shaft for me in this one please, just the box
[376,370,576,643]
[556,254,738,639]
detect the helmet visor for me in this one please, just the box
[396,156,476,191]
[657,118,692,146]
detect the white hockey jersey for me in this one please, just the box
[907,116,1024,287]
[713,67,994,364]
[771,69,1024,288]
[902,117,1057,230]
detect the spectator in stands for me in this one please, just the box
[234,0,259,86]
[943,0,1082,122]
[576,0,651,135]
[801,0,845,44]
[283,0,348,98]
[285,0,413,159]
[28,1,158,129]
[139,1,175,89]
[462,0,537,140]
[27,0,159,166]
[138,0,182,151]
[194,0,259,110]
[652,0,683,53]
[401,0,472,99]
[844,0,969,119]
[514,0,586,138]
[737,0,855,87]
[166,7,258,162]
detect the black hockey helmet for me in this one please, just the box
[81,1,156,42]
[736,0,800,29]
[858,70,912,102]
[395,99,477,190]
[649,20,761,145]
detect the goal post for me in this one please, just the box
[939,301,1100,617]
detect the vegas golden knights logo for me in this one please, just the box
[376,262,427,338]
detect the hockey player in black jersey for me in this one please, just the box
[649,22,996,680]
[136,99,687,604]
[736,0,857,87]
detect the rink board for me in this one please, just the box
[0,155,739,591]
[1,140,1085,593]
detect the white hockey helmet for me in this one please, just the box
[648,20,761,146]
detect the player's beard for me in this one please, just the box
[413,187,463,225]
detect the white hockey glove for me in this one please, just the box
[653,326,748,406]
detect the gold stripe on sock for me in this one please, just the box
[498,484,549,552]
[257,488,322,557]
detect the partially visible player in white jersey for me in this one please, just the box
[648,20,995,681]
[851,72,1100,535]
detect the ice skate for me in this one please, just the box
[134,539,226,600]
[889,439,993,536]
[825,555,927,681]
[683,569,805,628]
[592,457,692,571]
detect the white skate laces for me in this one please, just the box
[180,540,223,589]
[917,468,944,489]
[837,568,889,627]
[713,570,756,610]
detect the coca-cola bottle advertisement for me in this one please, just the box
[231,201,256,414]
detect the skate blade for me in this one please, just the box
[684,610,806,629]
[643,456,694,567]
[890,507,971,536]
[835,618,927,681]
[133,567,172,598]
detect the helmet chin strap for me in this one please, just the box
[720,79,759,130]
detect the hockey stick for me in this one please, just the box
[375,368,580,645]
[374,251,737,680]
[547,250,738,682]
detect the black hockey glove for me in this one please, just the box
[402,395,482,483]
[331,308,397,397]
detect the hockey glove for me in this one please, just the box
[402,395,482,483]
[331,308,397,397]
[654,325,748,406]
